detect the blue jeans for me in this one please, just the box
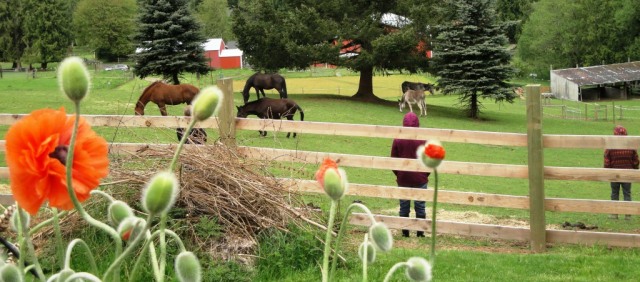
[399,183,427,219]
[611,182,632,201]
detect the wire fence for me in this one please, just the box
[543,100,640,122]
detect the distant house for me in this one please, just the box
[202,38,244,69]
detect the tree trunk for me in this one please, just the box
[469,90,479,119]
[172,73,180,85]
[351,66,385,102]
[41,62,48,70]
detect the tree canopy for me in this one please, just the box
[133,0,210,85]
[433,0,515,119]
[193,0,234,40]
[73,0,137,61]
[517,0,640,78]
[232,0,440,101]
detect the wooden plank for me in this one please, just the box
[350,213,531,241]
[2,142,640,182]
[236,146,529,179]
[544,135,640,149]
[350,214,640,247]
[0,194,14,206]
[284,179,530,209]
[284,178,640,215]
[235,118,528,146]
[547,229,640,248]
[0,167,7,179]
[526,84,546,252]
[0,114,220,129]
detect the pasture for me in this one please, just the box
[2,68,640,281]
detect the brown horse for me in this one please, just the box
[134,81,200,116]
[242,73,288,104]
[236,98,303,138]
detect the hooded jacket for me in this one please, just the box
[391,112,429,187]
[604,125,639,170]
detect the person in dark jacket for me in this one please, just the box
[391,112,430,237]
[176,106,207,145]
[604,125,639,220]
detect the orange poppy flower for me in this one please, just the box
[314,157,338,187]
[5,108,109,215]
[424,143,446,160]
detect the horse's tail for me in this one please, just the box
[295,104,304,121]
[242,76,254,103]
[281,77,288,98]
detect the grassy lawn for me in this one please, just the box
[2,67,640,281]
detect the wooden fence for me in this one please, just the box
[2,79,640,251]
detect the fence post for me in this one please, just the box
[216,78,236,147]
[612,101,616,124]
[525,84,546,253]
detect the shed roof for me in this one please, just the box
[551,61,640,86]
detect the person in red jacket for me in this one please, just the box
[604,125,639,220]
[391,112,430,237]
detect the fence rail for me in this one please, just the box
[2,82,640,249]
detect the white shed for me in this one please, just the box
[550,61,640,101]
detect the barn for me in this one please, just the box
[202,38,244,69]
[550,61,640,101]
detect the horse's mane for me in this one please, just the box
[137,81,163,105]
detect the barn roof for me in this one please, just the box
[203,38,223,51]
[551,61,640,86]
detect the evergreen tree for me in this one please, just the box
[133,0,210,85]
[0,0,26,69]
[433,0,514,119]
[22,0,73,70]
[73,0,137,61]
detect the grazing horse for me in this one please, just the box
[399,87,427,117]
[236,98,304,138]
[135,81,200,116]
[242,73,288,103]
[401,81,435,96]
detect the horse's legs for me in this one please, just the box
[286,115,295,138]
[159,103,168,116]
[408,103,414,114]
[259,89,266,98]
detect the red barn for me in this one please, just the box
[202,38,244,69]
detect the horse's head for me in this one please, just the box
[134,102,145,115]
[423,83,435,95]
[236,105,248,118]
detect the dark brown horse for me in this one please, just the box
[134,81,200,116]
[401,81,435,96]
[236,98,303,138]
[242,73,288,104]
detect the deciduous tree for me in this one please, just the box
[22,0,73,70]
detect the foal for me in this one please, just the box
[398,88,427,117]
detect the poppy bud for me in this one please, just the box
[117,217,146,242]
[58,56,90,102]
[405,257,432,282]
[142,171,179,215]
[0,264,23,282]
[175,251,202,282]
[369,222,393,252]
[192,86,223,122]
[108,200,134,226]
[55,269,75,282]
[358,241,376,264]
[10,210,29,232]
[417,140,445,169]
[323,168,348,201]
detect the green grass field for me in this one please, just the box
[2,67,640,281]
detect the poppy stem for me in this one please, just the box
[430,169,439,266]
[53,208,65,269]
[169,118,198,171]
[329,203,376,281]
[383,262,408,282]
[321,200,338,282]
[67,102,123,280]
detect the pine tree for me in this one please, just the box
[133,0,210,85]
[433,0,515,119]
